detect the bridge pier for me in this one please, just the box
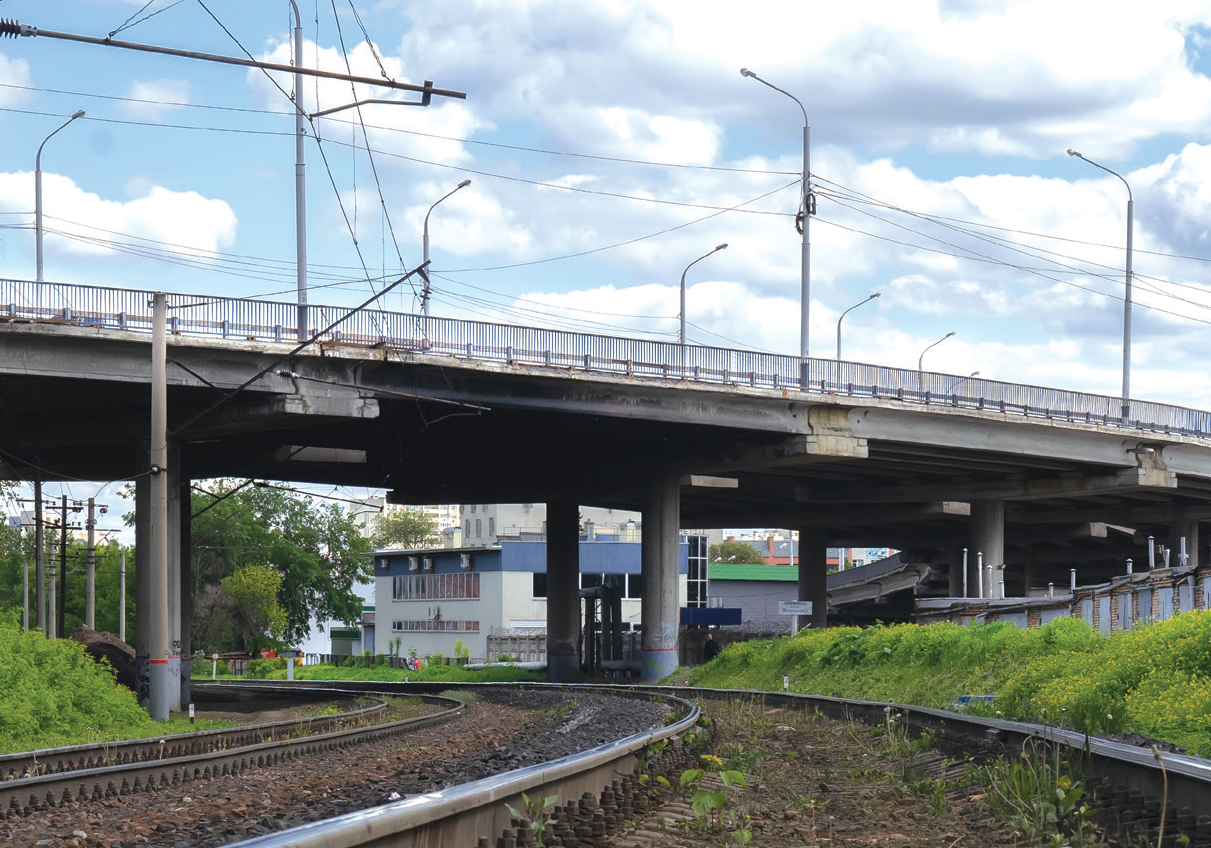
[134,470,150,708]
[797,528,828,630]
[179,474,192,708]
[640,475,679,680]
[971,500,1005,597]
[545,501,581,682]
[167,454,182,712]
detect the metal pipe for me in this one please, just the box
[1127,558,1133,575]
[1148,535,1155,569]
[962,547,968,598]
[1070,568,1077,592]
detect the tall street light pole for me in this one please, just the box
[34,109,85,283]
[679,243,728,371]
[836,291,880,360]
[1068,149,1133,426]
[421,179,471,317]
[741,68,811,386]
[918,331,956,388]
[288,0,308,341]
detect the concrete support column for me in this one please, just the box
[1170,520,1200,569]
[134,470,151,708]
[797,527,828,630]
[545,501,581,682]
[167,451,182,711]
[179,474,192,707]
[970,500,1005,597]
[640,475,680,680]
[948,548,965,598]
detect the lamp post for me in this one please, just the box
[679,243,728,372]
[1067,149,1133,426]
[741,68,811,385]
[287,0,308,340]
[421,179,472,317]
[34,110,85,283]
[948,370,979,393]
[836,292,880,360]
[918,331,956,390]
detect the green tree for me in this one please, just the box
[372,506,440,549]
[221,564,288,648]
[708,541,768,565]
[189,480,374,647]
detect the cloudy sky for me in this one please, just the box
[4,0,1211,516]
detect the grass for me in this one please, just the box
[686,612,1211,757]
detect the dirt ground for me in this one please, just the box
[610,699,1023,848]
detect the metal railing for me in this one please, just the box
[5,278,1211,437]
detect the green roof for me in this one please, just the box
[708,563,799,581]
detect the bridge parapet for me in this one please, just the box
[4,278,1210,438]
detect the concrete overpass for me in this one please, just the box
[4,279,1211,695]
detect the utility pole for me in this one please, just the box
[58,494,67,639]
[34,482,44,633]
[149,292,171,721]
[86,498,96,628]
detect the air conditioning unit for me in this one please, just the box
[460,553,473,570]
[407,556,419,572]
[422,557,434,571]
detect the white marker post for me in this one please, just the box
[779,599,813,635]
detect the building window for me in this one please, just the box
[579,572,642,599]
[469,504,476,513]
[686,534,707,608]
[465,520,471,538]
[392,620,479,632]
[392,573,480,600]
[489,517,495,536]
[533,572,547,598]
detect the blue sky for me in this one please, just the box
[5,0,1211,521]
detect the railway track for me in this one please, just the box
[5,681,1211,846]
[224,682,1211,848]
[0,686,461,819]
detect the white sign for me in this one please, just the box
[778,600,814,615]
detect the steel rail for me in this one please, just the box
[0,690,463,819]
[216,681,1211,848]
[226,684,700,848]
[0,685,387,782]
[3,278,1210,438]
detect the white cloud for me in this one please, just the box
[122,79,193,120]
[0,172,237,267]
[0,53,32,108]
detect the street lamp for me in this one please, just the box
[918,331,956,387]
[34,109,85,283]
[288,0,308,340]
[836,292,880,360]
[421,179,472,317]
[679,243,728,370]
[948,371,980,393]
[741,68,811,385]
[1067,148,1133,426]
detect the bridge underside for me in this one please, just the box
[2,327,1207,596]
